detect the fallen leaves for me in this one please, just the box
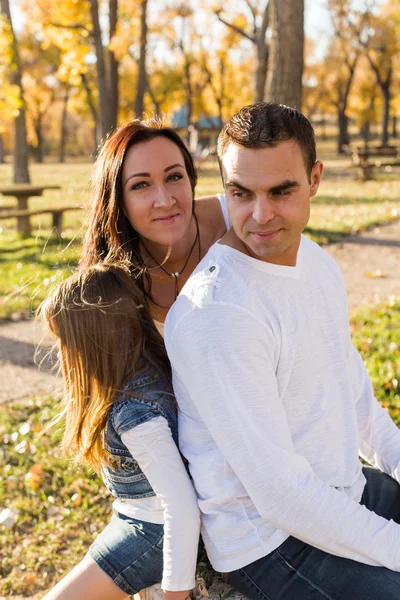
[0,507,19,528]
[366,269,387,279]
[25,463,45,491]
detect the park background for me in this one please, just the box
[0,0,400,597]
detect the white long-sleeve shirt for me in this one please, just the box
[113,416,200,591]
[164,235,400,573]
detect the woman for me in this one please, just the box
[42,120,229,598]
[80,118,230,330]
[41,263,200,600]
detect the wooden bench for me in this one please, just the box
[0,206,83,234]
[348,146,400,180]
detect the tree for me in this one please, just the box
[215,1,269,103]
[348,59,379,146]
[364,13,398,145]
[0,0,30,182]
[265,0,304,108]
[35,0,120,141]
[22,35,59,162]
[327,0,369,153]
[134,0,148,117]
[89,0,119,138]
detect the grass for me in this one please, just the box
[351,297,400,423]
[1,152,400,320]
[0,395,111,597]
[0,297,399,596]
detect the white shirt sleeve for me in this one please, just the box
[167,303,400,571]
[350,343,400,481]
[121,416,200,591]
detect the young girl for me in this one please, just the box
[40,263,200,600]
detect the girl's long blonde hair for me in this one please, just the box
[40,263,170,471]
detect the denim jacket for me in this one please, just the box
[102,365,178,500]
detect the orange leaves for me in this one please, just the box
[25,463,45,491]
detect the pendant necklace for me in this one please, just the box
[142,214,201,304]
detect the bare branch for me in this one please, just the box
[243,0,257,35]
[50,22,88,30]
[215,10,255,43]
[259,1,270,40]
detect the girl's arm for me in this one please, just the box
[121,416,200,596]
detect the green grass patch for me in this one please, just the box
[0,234,81,321]
[0,299,399,596]
[351,297,400,423]
[0,395,111,597]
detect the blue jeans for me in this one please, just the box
[88,509,164,595]
[227,468,400,600]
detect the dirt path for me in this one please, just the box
[0,219,399,406]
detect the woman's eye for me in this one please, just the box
[167,173,183,182]
[131,181,149,190]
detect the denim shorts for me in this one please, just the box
[88,508,164,596]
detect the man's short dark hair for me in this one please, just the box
[218,103,316,180]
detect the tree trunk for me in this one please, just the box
[265,0,282,103]
[0,134,4,163]
[184,55,193,136]
[134,0,148,117]
[59,86,70,163]
[254,3,269,102]
[146,81,161,116]
[0,0,30,183]
[216,4,269,104]
[218,57,225,123]
[81,73,99,150]
[338,109,349,154]
[255,38,269,102]
[360,121,370,147]
[108,0,119,126]
[392,115,398,139]
[35,115,43,163]
[90,0,113,138]
[265,0,304,109]
[381,84,390,146]
[281,0,304,109]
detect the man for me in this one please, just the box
[164,103,400,599]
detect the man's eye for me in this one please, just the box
[232,191,247,198]
[273,190,291,197]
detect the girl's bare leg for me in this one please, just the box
[42,554,130,600]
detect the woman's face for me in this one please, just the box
[121,136,194,247]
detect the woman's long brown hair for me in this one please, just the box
[80,118,198,301]
[40,263,170,471]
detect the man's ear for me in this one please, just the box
[310,160,323,198]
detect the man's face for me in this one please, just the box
[221,140,323,266]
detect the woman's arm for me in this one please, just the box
[121,416,200,594]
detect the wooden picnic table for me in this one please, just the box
[0,184,61,235]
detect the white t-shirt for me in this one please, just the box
[164,235,400,573]
[153,194,230,337]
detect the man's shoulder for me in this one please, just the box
[165,243,251,343]
[301,235,343,275]
[167,245,225,323]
